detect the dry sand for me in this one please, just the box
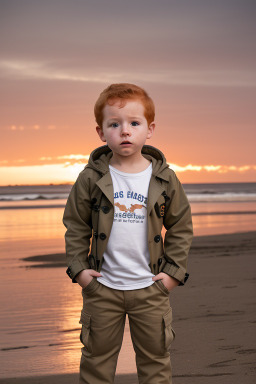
[1,231,255,384]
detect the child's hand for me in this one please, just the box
[152,273,179,292]
[75,269,102,288]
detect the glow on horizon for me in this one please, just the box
[0,158,255,186]
[0,163,85,186]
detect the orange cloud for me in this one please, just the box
[168,163,256,174]
[57,154,90,160]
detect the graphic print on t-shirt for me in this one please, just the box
[97,163,154,290]
[114,190,147,224]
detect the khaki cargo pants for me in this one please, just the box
[79,278,175,384]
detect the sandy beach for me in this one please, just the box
[1,231,255,384]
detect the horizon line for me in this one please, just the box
[1,180,256,188]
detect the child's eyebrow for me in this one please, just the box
[107,116,119,120]
[107,115,143,121]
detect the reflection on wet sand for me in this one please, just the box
[1,231,256,384]
[0,200,256,381]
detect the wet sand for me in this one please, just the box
[2,231,256,384]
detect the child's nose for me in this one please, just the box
[121,123,131,136]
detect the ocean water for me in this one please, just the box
[1,182,256,237]
[0,183,255,378]
[1,182,256,203]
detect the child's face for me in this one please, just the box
[96,99,155,160]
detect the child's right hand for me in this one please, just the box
[75,269,102,288]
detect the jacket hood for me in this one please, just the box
[86,145,170,181]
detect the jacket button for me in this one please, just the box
[154,235,161,243]
[101,206,110,214]
[91,197,97,204]
[99,233,107,240]
[66,268,72,277]
[92,204,99,212]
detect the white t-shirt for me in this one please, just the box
[97,163,155,290]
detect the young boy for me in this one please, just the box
[63,83,193,384]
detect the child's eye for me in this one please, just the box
[110,122,119,128]
[131,121,139,126]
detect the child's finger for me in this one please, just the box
[89,270,102,277]
[152,273,163,281]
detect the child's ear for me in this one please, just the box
[96,126,106,142]
[147,121,155,139]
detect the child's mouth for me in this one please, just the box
[121,141,132,145]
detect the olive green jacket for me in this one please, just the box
[63,145,193,285]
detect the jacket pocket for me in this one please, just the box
[79,310,92,356]
[163,308,175,350]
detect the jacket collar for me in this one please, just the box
[87,145,170,182]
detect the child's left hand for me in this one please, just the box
[152,273,179,292]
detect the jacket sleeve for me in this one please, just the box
[62,173,92,282]
[162,172,193,285]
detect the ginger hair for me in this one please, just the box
[94,83,155,128]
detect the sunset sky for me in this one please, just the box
[1,0,255,186]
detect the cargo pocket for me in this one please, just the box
[79,310,92,356]
[163,308,175,350]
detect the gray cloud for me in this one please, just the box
[1,59,255,87]
[1,0,255,72]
